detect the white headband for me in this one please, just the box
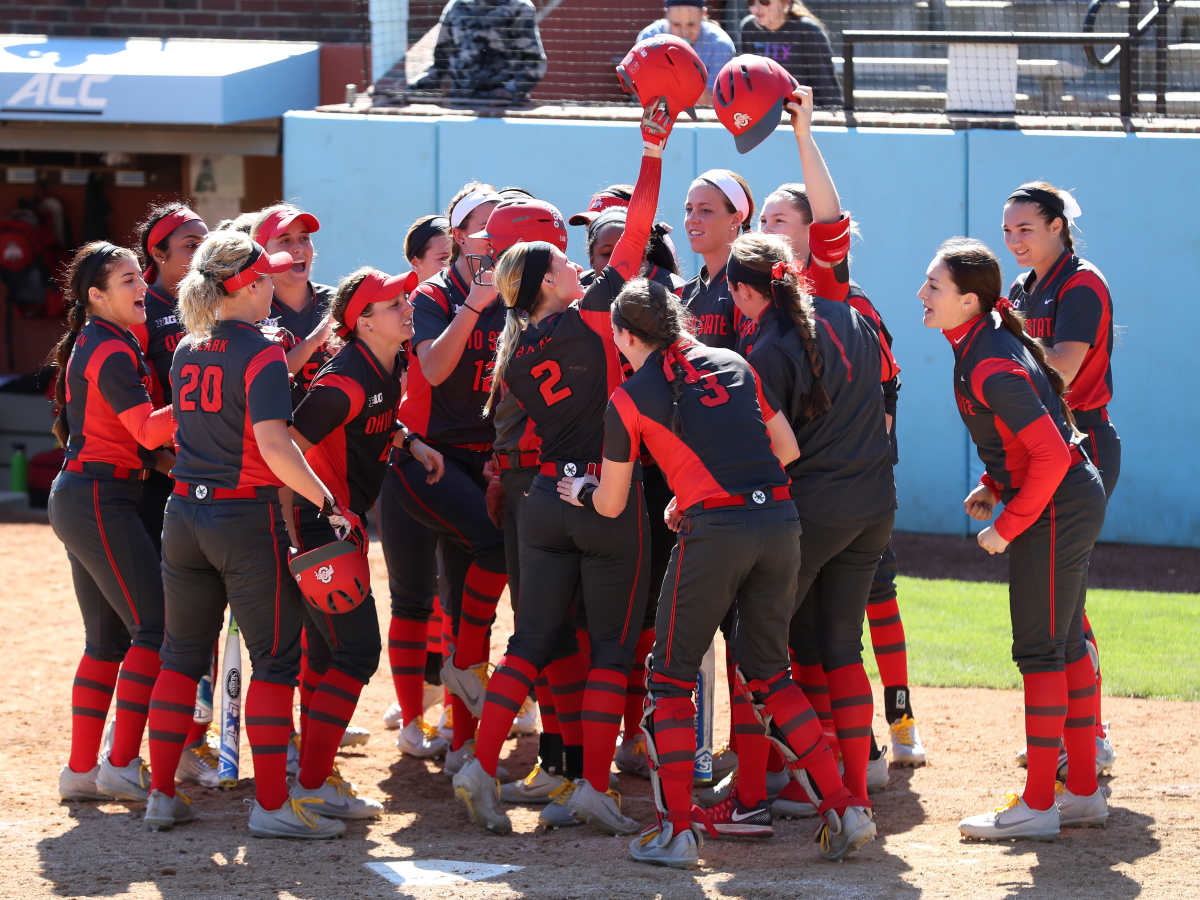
[449,187,502,229]
[696,169,750,221]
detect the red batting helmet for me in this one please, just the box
[288,540,371,615]
[617,34,707,118]
[713,55,800,154]
[471,199,568,258]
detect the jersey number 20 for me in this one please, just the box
[531,360,572,407]
[178,364,224,412]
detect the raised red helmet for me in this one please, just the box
[617,34,707,117]
[288,540,371,615]
[713,54,800,154]
[471,199,568,258]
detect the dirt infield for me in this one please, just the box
[4,514,1199,899]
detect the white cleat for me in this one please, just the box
[59,764,108,801]
[97,755,151,802]
[499,765,567,804]
[629,820,703,868]
[248,797,346,839]
[339,724,371,748]
[453,757,513,834]
[395,717,449,758]
[144,788,195,831]
[959,794,1060,841]
[816,805,877,860]
[889,715,926,767]
[291,773,383,819]
[509,696,539,736]
[176,741,220,788]
[382,701,404,730]
[867,744,890,792]
[565,778,639,835]
[440,658,489,718]
[1055,782,1109,827]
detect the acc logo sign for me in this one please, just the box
[733,112,752,129]
[4,74,112,112]
[316,564,335,585]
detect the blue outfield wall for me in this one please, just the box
[283,111,1200,548]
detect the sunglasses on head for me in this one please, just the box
[750,0,775,6]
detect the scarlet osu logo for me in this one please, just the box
[733,112,751,129]
[316,564,335,584]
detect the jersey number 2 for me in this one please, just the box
[178,364,224,412]
[531,360,572,407]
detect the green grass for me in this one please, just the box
[857,576,1200,701]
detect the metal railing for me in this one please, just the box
[1084,0,1179,115]
[841,30,1134,117]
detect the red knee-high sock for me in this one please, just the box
[826,663,874,801]
[623,628,653,738]
[475,654,537,776]
[183,642,217,748]
[1022,670,1068,811]
[868,593,909,688]
[245,679,294,810]
[547,633,589,748]
[453,565,506,667]
[147,669,199,797]
[649,693,696,833]
[583,667,627,792]
[1064,657,1099,796]
[298,668,364,790]
[729,675,768,805]
[795,663,839,760]
[449,694,477,751]
[1083,612,1105,738]
[389,616,428,725]
[724,643,738,753]
[110,645,161,767]
[427,596,444,658]
[749,668,855,814]
[69,654,120,773]
[535,674,559,736]
[298,653,321,748]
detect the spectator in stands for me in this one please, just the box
[637,0,736,106]
[410,0,547,104]
[740,0,841,108]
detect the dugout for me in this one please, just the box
[0,33,365,486]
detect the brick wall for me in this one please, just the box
[4,0,367,45]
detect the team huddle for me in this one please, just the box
[48,37,1119,868]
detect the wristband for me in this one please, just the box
[320,496,337,519]
[578,483,597,512]
[402,430,424,452]
[462,303,481,315]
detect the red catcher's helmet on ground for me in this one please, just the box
[617,34,707,118]
[713,55,800,154]
[471,199,568,258]
[289,541,371,615]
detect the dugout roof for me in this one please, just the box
[0,35,318,125]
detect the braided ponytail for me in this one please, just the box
[611,278,691,435]
[728,233,830,419]
[937,238,1079,434]
[48,242,138,447]
[484,243,537,415]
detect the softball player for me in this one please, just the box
[141,231,348,838]
[377,215,455,757]
[450,107,672,837]
[1004,182,1118,775]
[919,238,1107,840]
[384,182,509,769]
[286,267,439,818]
[724,232,897,814]
[756,92,924,770]
[50,242,177,803]
[132,202,224,788]
[682,168,755,350]
[252,204,334,406]
[559,277,875,866]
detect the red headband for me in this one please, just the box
[335,270,412,338]
[222,243,293,294]
[143,207,203,282]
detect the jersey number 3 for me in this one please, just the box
[177,364,224,412]
[531,360,572,407]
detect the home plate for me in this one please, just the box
[366,859,523,887]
